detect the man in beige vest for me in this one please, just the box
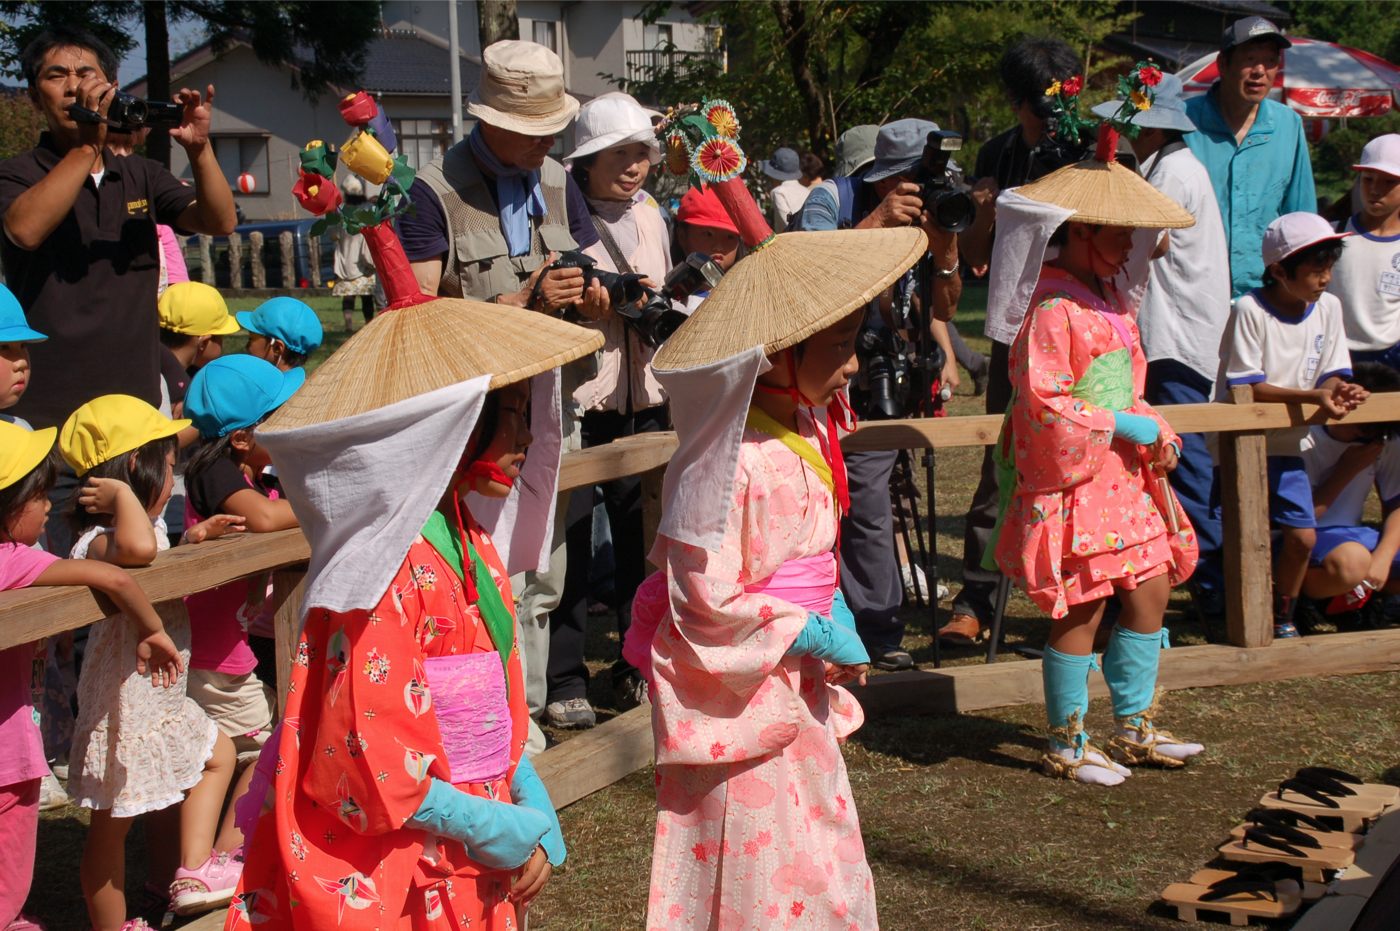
[401,40,609,740]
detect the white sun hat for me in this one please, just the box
[565,92,662,163]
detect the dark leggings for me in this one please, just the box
[342,295,374,323]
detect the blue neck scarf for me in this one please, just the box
[469,127,547,257]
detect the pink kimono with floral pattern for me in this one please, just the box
[634,424,875,930]
[993,267,1198,618]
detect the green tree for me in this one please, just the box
[0,86,41,158]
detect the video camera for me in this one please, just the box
[1026,95,1093,174]
[913,129,976,234]
[534,250,723,348]
[854,325,948,421]
[67,92,183,133]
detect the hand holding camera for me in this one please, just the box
[863,182,924,230]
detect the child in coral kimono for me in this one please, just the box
[230,381,565,929]
[989,122,1207,787]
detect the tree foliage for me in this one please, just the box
[610,1,1135,168]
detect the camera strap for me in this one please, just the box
[588,212,637,277]
[1143,141,1187,186]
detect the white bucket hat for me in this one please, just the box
[565,92,661,163]
[466,39,580,136]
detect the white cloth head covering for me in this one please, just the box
[466,369,563,576]
[261,378,489,614]
[654,346,771,552]
[984,189,1075,345]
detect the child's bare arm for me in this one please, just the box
[182,513,247,544]
[79,478,159,566]
[220,488,298,533]
[1252,380,1351,417]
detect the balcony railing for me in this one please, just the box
[625,47,724,83]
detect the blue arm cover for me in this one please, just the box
[406,777,549,870]
[830,590,856,632]
[1112,412,1159,445]
[510,755,566,866]
[787,612,870,666]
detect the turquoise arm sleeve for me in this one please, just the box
[509,756,566,866]
[1112,411,1159,445]
[830,590,856,632]
[786,612,870,666]
[406,777,549,870]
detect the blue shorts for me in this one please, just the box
[1309,525,1400,567]
[1267,457,1316,530]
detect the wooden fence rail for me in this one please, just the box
[6,393,1400,814]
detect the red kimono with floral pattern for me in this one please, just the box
[226,518,529,930]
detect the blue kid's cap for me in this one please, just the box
[185,354,305,438]
[0,285,47,343]
[235,297,323,357]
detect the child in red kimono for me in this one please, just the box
[989,114,1207,787]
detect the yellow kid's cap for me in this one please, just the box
[0,421,57,491]
[157,282,241,337]
[59,395,190,475]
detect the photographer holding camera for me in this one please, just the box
[796,118,963,670]
[938,37,1084,647]
[0,26,236,550]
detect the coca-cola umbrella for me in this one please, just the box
[1178,37,1400,118]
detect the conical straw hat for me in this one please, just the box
[264,296,602,432]
[653,227,927,371]
[1016,158,1194,229]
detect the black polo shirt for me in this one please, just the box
[0,134,196,429]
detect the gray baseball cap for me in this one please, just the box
[1091,73,1197,133]
[1221,16,1291,53]
[864,119,940,183]
[761,147,801,181]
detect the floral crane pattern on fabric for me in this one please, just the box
[227,518,529,931]
[993,267,1198,618]
[635,425,876,929]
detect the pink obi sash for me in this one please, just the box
[424,653,512,785]
[623,552,838,684]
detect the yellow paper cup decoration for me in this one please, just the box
[341,132,394,185]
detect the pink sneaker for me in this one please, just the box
[170,847,243,916]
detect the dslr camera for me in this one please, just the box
[533,250,723,348]
[854,326,947,421]
[913,129,976,234]
[1026,95,1092,174]
[68,91,183,133]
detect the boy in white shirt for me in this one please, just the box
[1301,362,1400,626]
[1328,134,1400,366]
[1217,212,1369,637]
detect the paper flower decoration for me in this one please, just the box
[367,108,398,154]
[299,140,337,178]
[1104,60,1167,137]
[293,171,342,215]
[702,99,740,139]
[692,136,746,183]
[338,91,379,127]
[341,131,394,185]
[1042,73,1094,149]
[665,133,690,175]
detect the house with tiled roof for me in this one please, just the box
[125,1,719,220]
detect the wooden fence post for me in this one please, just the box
[248,231,265,288]
[271,568,307,716]
[308,234,323,287]
[228,232,244,290]
[1221,385,1273,647]
[198,235,213,284]
[279,230,295,287]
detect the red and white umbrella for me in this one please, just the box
[1178,37,1400,118]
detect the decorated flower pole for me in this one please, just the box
[657,100,775,250]
[1041,61,1166,162]
[292,91,426,311]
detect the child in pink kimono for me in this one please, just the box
[988,120,1207,787]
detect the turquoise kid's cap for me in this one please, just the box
[0,284,47,343]
[185,354,305,437]
[235,297,324,356]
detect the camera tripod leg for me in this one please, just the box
[891,454,925,610]
[986,575,1013,663]
[919,447,941,669]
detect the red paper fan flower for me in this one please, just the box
[1062,74,1084,97]
[692,136,746,183]
[1138,65,1163,87]
[703,99,741,139]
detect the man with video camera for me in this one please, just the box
[794,118,963,670]
[938,37,1085,647]
[0,26,237,551]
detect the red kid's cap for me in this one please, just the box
[677,186,740,234]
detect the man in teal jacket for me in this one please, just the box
[1185,16,1316,299]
